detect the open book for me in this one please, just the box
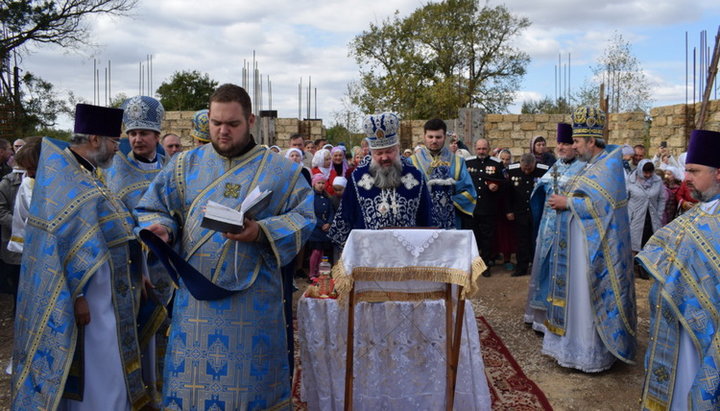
[200,186,273,233]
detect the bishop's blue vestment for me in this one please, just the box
[543,146,637,369]
[328,162,432,246]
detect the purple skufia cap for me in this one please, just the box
[557,123,573,144]
[74,103,124,137]
[686,129,720,168]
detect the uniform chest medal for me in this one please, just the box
[485,166,495,174]
[512,176,520,186]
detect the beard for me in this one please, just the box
[91,140,115,169]
[212,129,251,158]
[369,155,403,189]
[691,185,720,202]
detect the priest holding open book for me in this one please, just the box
[135,83,315,410]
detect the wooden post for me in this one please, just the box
[343,286,356,411]
[446,286,466,411]
[445,284,454,411]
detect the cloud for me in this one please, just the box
[13,0,720,132]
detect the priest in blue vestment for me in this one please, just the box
[544,106,637,372]
[409,118,475,229]
[329,112,432,246]
[135,84,315,410]
[637,129,720,411]
[524,123,586,332]
[106,95,170,402]
[12,105,150,410]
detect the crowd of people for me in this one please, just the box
[0,82,718,410]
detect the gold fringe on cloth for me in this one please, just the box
[331,256,487,303]
[355,290,446,303]
[331,260,353,305]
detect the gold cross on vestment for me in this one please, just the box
[224,183,241,198]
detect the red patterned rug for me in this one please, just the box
[291,316,552,410]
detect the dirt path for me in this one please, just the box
[0,266,650,410]
[471,265,650,410]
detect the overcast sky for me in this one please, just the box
[18,0,720,130]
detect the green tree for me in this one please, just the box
[349,1,530,119]
[521,97,573,114]
[1,0,138,133]
[587,31,653,113]
[0,72,69,136]
[156,71,218,111]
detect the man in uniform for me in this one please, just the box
[505,153,548,277]
[637,129,720,410]
[135,84,314,410]
[12,104,150,410]
[329,112,432,246]
[409,118,475,229]
[544,106,636,372]
[465,138,505,276]
[524,123,585,331]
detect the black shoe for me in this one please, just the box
[511,268,528,277]
[482,268,491,278]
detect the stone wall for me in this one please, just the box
[160,100,720,158]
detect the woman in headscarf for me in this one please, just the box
[661,166,683,225]
[311,148,332,179]
[285,147,311,185]
[326,146,349,196]
[627,159,667,255]
[530,136,556,167]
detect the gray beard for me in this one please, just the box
[91,142,115,169]
[578,150,593,162]
[691,185,720,202]
[370,157,403,189]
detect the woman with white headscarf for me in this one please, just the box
[285,147,311,185]
[627,159,667,254]
[326,146,349,196]
[311,148,331,179]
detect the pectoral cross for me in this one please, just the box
[551,164,560,194]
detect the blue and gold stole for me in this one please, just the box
[637,203,720,411]
[545,146,637,364]
[136,144,315,295]
[12,138,150,410]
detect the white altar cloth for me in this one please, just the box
[298,229,491,410]
[298,298,492,410]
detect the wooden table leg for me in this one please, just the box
[447,286,466,411]
[344,287,355,411]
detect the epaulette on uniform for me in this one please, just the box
[466,155,477,161]
[490,156,501,162]
[537,163,550,170]
[508,163,520,170]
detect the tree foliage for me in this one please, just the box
[349,1,530,119]
[521,97,574,114]
[0,0,137,56]
[0,72,69,136]
[588,31,653,113]
[0,0,137,137]
[156,70,218,111]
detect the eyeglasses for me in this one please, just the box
[105,137,121,145]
